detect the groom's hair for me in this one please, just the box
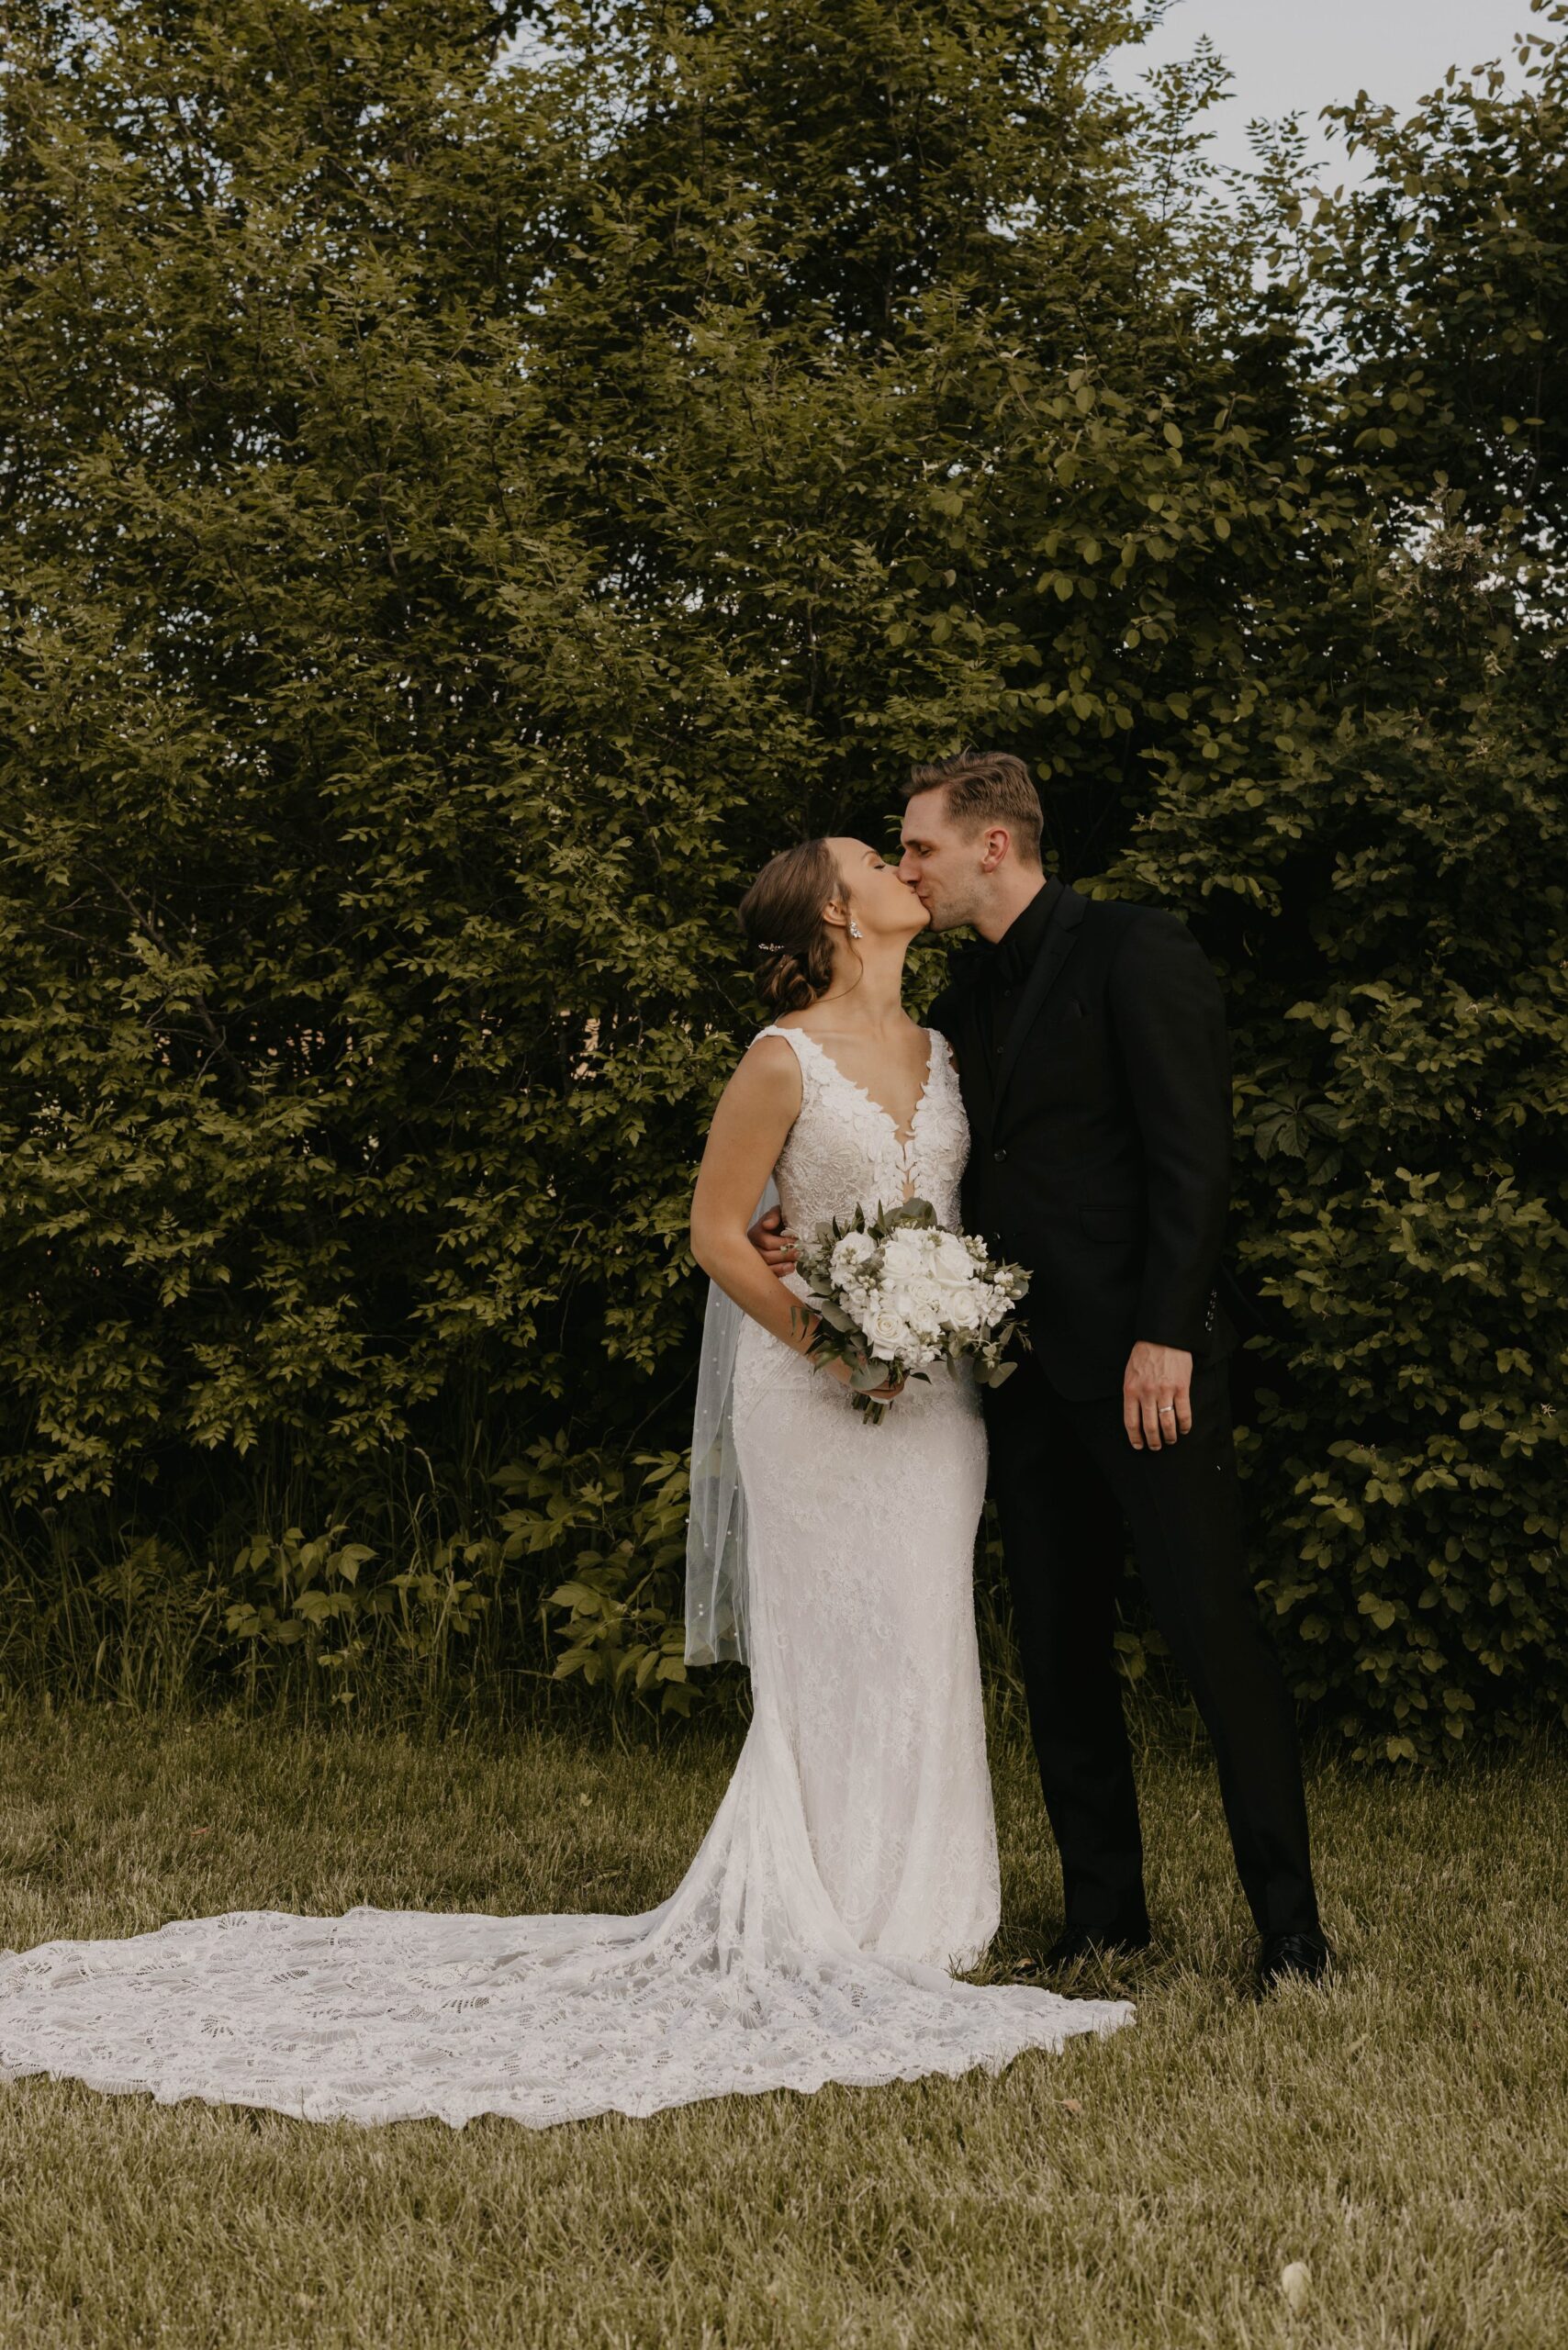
[902,750,1044,867]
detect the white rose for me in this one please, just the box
[886,1275,940,1324]
[862,1304,911,1360]
[931,1232,974,1286]
[943,1286,984,1332]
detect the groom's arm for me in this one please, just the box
[1108,910,1232,1357]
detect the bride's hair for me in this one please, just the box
[738,838,847,1013]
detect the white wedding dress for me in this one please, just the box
[0,1024,1133,2129]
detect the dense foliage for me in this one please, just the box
[1,0,1562,1753]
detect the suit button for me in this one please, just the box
[993,1147,1007,1163]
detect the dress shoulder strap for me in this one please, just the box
[752,1024,814,1059]
[921,1024,957,1080]
[749,1025,831,1112]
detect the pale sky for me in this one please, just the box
[1102,0,1541,186]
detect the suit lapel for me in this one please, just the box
[990,883,1087,1137]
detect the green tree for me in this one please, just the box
[1110,7,1568,1756]
[0,0,1562,1751]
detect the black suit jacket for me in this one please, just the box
[927,884,1239,1400]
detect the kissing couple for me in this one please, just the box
[0,751,1327,2132]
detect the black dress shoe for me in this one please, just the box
[1257,1930,1331,1992]
[1014,1925,1152,1980]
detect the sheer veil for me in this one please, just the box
[683,1176,777,1668]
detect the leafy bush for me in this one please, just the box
[1118,518,1568,1761]
[0,0,1562,1754]
[498,1438,732,1720]
[220,1522,500,1710]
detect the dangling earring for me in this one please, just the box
[849,920,863,939]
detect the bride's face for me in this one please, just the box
[827,838,931,945]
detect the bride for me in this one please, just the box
[0,838,1133,2130]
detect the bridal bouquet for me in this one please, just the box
[791,1197,1030,1424]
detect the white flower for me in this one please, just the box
[944,1285,984,1332]
[880,1227,931,1277]
[830,1230,878,1283]
[863,1304,912,1360]
[886,1276,942,1326]
[931,1231,974,1287]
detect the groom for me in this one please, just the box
[752,751,1327,1992]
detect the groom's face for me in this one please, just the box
[897,789,986,933]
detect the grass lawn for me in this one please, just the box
[0,1699,1562,2349]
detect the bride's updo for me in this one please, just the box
[738,838,846,1014]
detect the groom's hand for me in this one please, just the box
[747,1204,799,1277]
[1123,1341,1193,1450]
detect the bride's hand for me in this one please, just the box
[824,1354,905,1402]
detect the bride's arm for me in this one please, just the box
[689,1038,819,1355]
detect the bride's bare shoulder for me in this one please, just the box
[725,1029,802,1102]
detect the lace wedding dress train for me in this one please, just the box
[0,1024,1133,2129]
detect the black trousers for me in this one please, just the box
[984,1352,1320,1942]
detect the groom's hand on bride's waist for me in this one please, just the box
[748,1204,799,1275]
[1123,1341,1194,1450]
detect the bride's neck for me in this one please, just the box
[815,942,911,1031]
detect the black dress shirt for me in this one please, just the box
[976,876,1064,1072]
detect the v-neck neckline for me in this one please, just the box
[786,1025,938,1152]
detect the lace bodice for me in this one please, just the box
[754,1024,969,1239]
